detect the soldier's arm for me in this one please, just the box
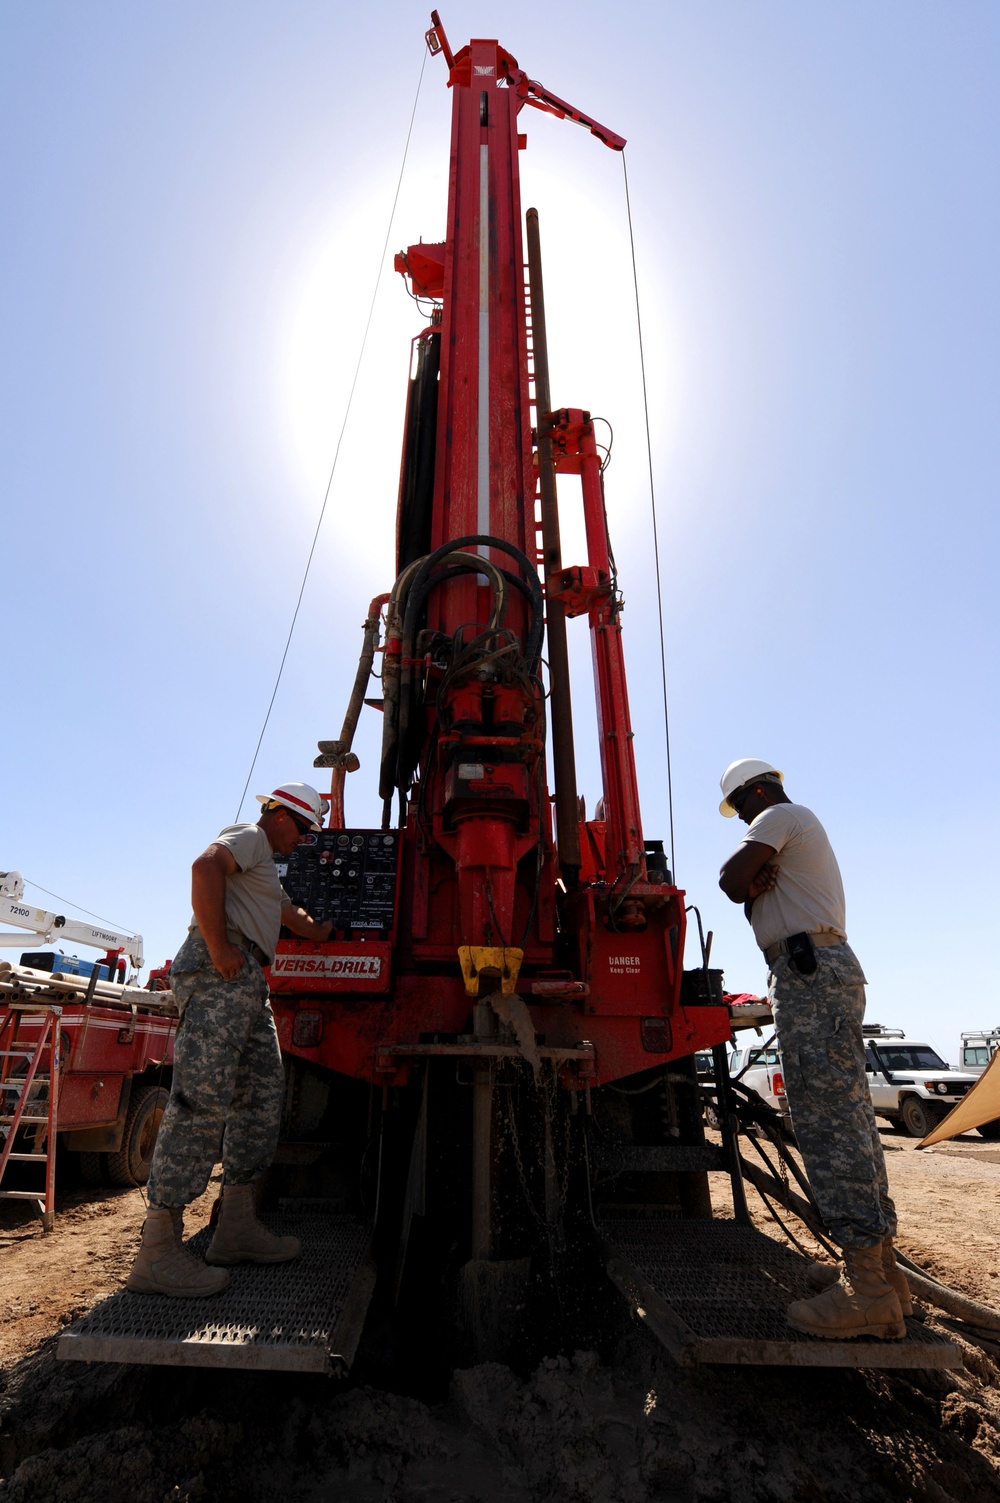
[719,841,777,904]
[192,844,245,978]
[281,904,334,943]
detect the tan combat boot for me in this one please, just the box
[126,1207,231,1297]
[787,1243,906,1340]
[882,1234,913,1316]
[205,1183,300,1266]
[805,1259,841,1291]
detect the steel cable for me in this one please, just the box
[20,878,130,935]
[235,45,429,820]
[621,149,676,875]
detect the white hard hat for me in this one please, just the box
[719,759,783,817]
[256,782,327,831]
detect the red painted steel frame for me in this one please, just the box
[424,34,535,666]
[269,21,732,1083]
[547,409,644,876]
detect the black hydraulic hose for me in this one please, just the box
[712,1042,751,1225]
[395,537,544,793]
[418,562,538,614]
[379,556,443,804]
[380,552,491,802]
[396,551,507,792]
[402,534,544,669]
[397,331,440,573]
[409,563,506,636]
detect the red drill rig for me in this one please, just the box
[264,11,733,1343]
[60,15,957,1377]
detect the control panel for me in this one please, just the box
[275,829,399,935]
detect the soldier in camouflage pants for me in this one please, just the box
[718,761,909,1339]
[146,933,285,1209]
[128,783,332,1298]
[767,945,896,1249]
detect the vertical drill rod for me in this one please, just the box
[525,208,581,880]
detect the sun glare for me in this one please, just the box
[276,189,428,563]
[275,157,681,576]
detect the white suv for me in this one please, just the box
[863,1028,990,1138]
[960,1029,1000,1078]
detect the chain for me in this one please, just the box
[561,1093,573,1207]
[502,1069,547,1228]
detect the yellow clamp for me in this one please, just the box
[457,945,524,997]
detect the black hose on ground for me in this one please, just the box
[727,1091,1000,1332]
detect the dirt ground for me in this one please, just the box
[2,1130,1000,1502]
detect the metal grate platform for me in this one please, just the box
[600,1217,961,1369]
[58,1213,375,1374]
[591,1144,727,1174]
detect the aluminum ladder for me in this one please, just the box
[0,1002,61,1231]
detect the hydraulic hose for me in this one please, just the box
[402,534,544,670]
[396,550,508,793]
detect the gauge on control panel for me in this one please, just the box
[275,830,398,934]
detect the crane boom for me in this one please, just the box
[0,871,144,971]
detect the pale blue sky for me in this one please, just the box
[3,3,997,1062]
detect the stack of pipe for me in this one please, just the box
[0,960,176,1014]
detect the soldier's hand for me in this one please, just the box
[747,863,779,900]
[211,941,246,979]
[317,919,334,942]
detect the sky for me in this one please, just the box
[2,2,998,1064]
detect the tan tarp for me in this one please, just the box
[918,1049,1000,1147]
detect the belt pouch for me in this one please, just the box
[786,931,817,975]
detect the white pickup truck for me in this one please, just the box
[863,1026,996,1138]
[728,1043,789,1119]
[695,1044,792,1137]
[701,1026,1000,1142]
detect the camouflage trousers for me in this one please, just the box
[147,932,284,1209]
[768,942,897,1251]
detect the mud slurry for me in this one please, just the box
[3,1326,1000,1503]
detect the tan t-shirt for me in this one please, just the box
[741,802,847,952]
[201,823,289,963]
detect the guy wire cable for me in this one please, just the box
[21,878,128,933]
[621,148,676,876]
[235,45,429,820]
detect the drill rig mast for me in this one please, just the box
[268,12,732,1327]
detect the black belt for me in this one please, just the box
[226,929,270,966]
[764,932,844,965]
[191,924,270,967]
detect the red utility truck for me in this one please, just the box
[1,871,176,1225]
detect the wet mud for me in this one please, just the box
[3,1137,1000,1501]
[2,1320,1000,1503]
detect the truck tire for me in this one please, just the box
[977,1119,1000,1141]
[106,1082,169,1187]
[901,1096,935,1138]
[78,1151,108,1187]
